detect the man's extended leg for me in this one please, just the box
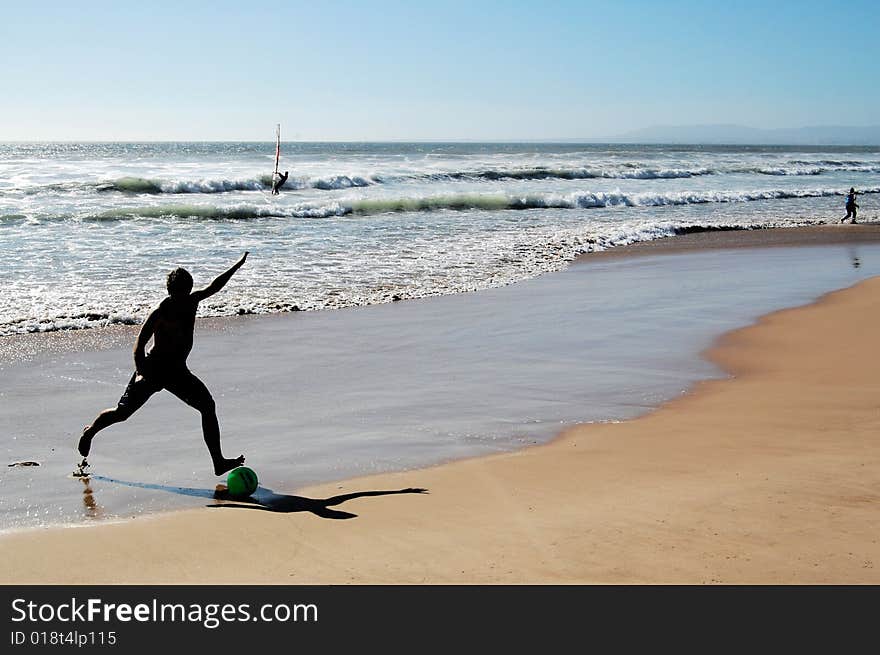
[165,369,244,475]
[79,372,158,457]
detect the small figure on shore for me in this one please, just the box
[841,187,859,223]
[272,170,289,195]
[78,253,249,476]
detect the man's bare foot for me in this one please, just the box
[214,455,245,476]
[73,458,90,478]
[78,426,94,457]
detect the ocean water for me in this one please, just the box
[1,142,878,335]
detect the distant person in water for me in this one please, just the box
[78,252,249,476]
[272,170,289,195]
[841,187,859,223]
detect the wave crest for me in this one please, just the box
[97,174,374,195]
[67,186,879,222]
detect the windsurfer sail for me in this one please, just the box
[271,124,288,195]
[274,124,280,177]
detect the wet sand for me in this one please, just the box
[581,222,880,260]
[2,224,879,583]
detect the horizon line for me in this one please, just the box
[3,138,880,146]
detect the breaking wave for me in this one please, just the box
[1,311,140,335]
[93,168,716,195]
[90,204,291,220]
[96,174,373,194]
[4,161,879,199]
[62,186,879,222]
[344,187,878,215]
[753,164,880,176]
[383,166,716,182]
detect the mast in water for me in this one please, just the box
[273,124,281,178]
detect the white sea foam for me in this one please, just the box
[99,174,375,194]
[3,161,879,199]
[33,185,873,224]
[2,142,878,336]
[0,212,827,335]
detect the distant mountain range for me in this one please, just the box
[598,124,880,145]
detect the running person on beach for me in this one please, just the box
[78,252,249,476]
[842,187,859,223]
[272,171,289,195]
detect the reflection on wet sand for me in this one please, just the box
[80,476,101,519]
[847,246,862,269]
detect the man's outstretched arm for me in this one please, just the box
[191,252,248,302]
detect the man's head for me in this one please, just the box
[166,267,193,298]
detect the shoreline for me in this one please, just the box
[578,222,880,261]
[4,223,880,366]
[2,242,879,582]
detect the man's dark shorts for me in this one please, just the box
[118,359,213,414]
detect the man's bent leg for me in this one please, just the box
[165,369,244,475]
[79,373,158,457]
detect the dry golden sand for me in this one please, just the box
[2,264,879,583]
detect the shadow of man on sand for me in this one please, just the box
[89,474,427,520]
[211,487,428,520]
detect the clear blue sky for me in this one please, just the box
[1,0,877,140]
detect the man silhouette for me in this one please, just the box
[78,252,249,475]
[842,187,859,223]
[272,170,289,195]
